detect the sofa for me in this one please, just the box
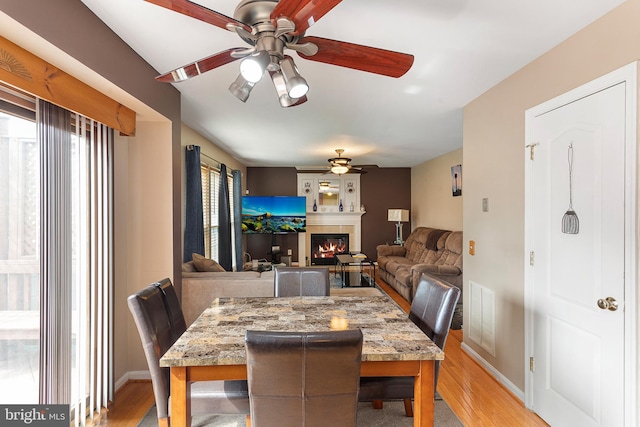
[376,227,463,304]
[181,260,275,325]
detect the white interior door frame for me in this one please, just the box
[524,62,638,426]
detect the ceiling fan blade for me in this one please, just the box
[156,48,244,83]
[145,0,251,33]
[271,0,342,35]
[346,168,367,174]
[298,36,414,78]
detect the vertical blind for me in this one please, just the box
[38,100,72,404]
[38,99,113,425]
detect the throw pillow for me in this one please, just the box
[192,253,227,272]
[182,261,197,272]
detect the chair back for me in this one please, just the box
[409,274,460,391]
[358,275,460,409]
[274,266,330,297]
[245,329,363,427]
[409,274,461,350]
[127,285,174,419]
[153,278,187,337]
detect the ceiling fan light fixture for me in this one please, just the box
[228,74,255,102]
[330,164,350,175]
[240,50,270,83]
[280,57,309,98]
[328,149,352,175]
[270,71,299,108]
[287,75,309,98]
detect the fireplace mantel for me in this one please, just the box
[298,212,363,265]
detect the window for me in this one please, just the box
[201,163,236,269]
[0,109,39,404]
[0,93,113,424]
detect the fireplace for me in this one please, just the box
[310,233,349,265]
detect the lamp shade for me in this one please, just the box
[387,209,409,222]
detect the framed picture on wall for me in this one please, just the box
[451,164,462,196]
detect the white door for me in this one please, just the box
[525,65,636,426]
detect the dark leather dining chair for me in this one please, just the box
[274,266,330,296]
[245,329,363,427]
[128,282,250,427]
[358,274,460,417]
[152,277,187,340]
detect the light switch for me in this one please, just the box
[482,198,489,212]
[287,249,292,256]
[469,240,475,256]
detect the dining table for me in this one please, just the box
[160,292,444,427]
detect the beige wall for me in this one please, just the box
[116,121,175,375]
[463,0,640,398]
[411,148,463,231]
[181,124,247,191]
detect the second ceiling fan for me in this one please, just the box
[146,0,414,107]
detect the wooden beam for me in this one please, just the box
[0,35,136,135]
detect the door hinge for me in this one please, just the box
[525,143,539,160]
[530,356,535,372]
[529,251,535,266]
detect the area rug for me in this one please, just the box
[137,400,463,427]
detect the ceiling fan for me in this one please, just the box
[145,0,414,107]
[298,149,376,175]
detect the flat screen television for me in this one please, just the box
[241,196,306,234]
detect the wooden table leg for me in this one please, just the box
[170,367,190,427]
[414,360,435,427]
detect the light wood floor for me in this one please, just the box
[100,278,548,426]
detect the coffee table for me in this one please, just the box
[335,253,376,287]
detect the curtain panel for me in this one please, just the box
[217,164,232,270]
[232,169,243,270]
[184,146,205,262]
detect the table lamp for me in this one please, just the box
[387,209,409,245]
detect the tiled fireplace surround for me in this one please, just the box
[297,212,364,266]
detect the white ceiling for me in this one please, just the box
[80,0,624,168]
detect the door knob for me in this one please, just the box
[597,297,618,311]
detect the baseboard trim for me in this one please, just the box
[115,371,150,392]
[460,342,524,402]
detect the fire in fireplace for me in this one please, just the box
[311,233,349,265]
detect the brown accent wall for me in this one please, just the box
[246,167,299,196]
[246,167,411,263]
[361,168,411,260]
[245,167,300,262]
